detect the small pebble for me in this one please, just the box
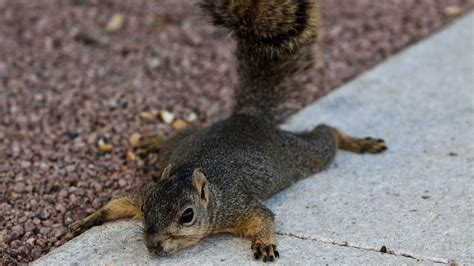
[172,119,187,130]
[444,6,462,17]
[24,222,36,232]
[185,112,198,122]
[39,227,51,235]
[31,246,43,259]
[41,209,51,219]
[160,110,175,124]
[12,225,24,236]
[129,133,142,147]
[53,227,65,238]
[92,198,102,209]
[14,182,27,193]
[36,239,47,247]
[127,150,137,161]
[118,179,127,188]
[10,240,21,249]
[139,110,158,121]
[106,13,125,32]
[20,161,31,169]
[54,204,66,213]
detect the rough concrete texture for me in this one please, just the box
[35,221,417,265]
[35,12,474,265]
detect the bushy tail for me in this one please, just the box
[200,0,321,123]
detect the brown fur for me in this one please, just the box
[333,129,387,154]
[200,0,321,123]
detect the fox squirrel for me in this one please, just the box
[67,0,387,262]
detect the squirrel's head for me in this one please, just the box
[142,165,211,256]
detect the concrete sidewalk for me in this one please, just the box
[35,12,474,265]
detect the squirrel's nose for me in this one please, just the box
[144,235,165,252]
[146,242,163,253]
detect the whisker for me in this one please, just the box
[131,223,145,233]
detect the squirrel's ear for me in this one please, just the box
[192,169,209,207]
[160,164,172,182]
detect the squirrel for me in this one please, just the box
[67,0,387,262]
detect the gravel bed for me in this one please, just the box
[1,0,473,263]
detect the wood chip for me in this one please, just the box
[105,13,125,32]
[172,119,187,130]
[129,133,142,147]
[160,110,175,124]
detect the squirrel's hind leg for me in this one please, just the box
[298,124,387,154]
[135,125,202,157]
[288,124,387,176]
[134,126,202,181]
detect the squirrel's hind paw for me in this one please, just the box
[134,135,164,157]
[252,242,279,262]
[360,137,387,154]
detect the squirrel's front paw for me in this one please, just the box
[252,241,279,262]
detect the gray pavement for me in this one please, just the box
[35,12,474,265]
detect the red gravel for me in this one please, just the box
[1,0,473,263]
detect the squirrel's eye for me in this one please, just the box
[181,208,194,225]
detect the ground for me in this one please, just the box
[1,0,473,263]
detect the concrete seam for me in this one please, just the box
[276,230,458,265]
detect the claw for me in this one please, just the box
[254,249,261,259]
[274,250,280,258]
[134,135,164,157]
[252,242,279,262]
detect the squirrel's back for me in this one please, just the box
[200,0,321,123]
